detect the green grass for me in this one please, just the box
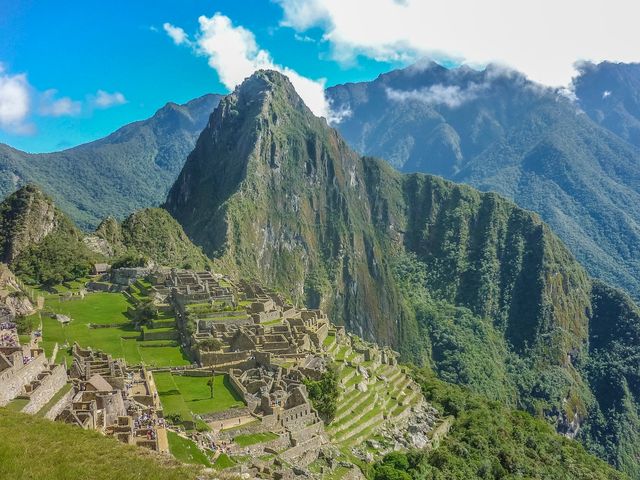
[4,398,29,412]
[166,431,212,467]
[233,431,278,447]
[37,292,190,368]
[323,333,336,347]
[213,453,236,470]
[36,383,72,417]
[171,374,245,414]
[154,372,245,431]
[152,372,194,424]
[0,409,204,480]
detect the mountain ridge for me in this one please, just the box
[0,93,222,229]
[326,61,640,301]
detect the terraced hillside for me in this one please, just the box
[324,332,424,449]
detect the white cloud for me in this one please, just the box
[93,90,127,108]
[39,89,81,117]
[166,13,334,120]
[386,83,485,108]
[276,0,640,87]
[163,22,189,46]
[0,64,32,134]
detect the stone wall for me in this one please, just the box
[22,364,68,414]
[0,353,46,406]
[280,403,315,430]
[289,420,323,444]
[198,350,251,367]
[142,328,178,341]
[279,435,323,466]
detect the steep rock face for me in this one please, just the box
[0,94,222,229]
[327,63,640,301]
[166,71,640,474]
[0,184,66,263]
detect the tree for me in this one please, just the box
[304,365,339,423]
[207,372,215,399]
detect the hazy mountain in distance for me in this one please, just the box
[0,93,222,229]
[326,62,640,301]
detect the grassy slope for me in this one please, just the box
[0,410,205,480]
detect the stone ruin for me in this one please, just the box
[57,344,169,453]
[0,322,68,416]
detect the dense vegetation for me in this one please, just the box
[165,71,640,476]
[304,365,340,423]
[0,185,100,285]
[368,369,628,480]
[98,208,210,270]
[327,62,640,302]
[0,94,220,229]
[0,409,209,480]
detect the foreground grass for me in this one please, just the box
[0,409,205,480]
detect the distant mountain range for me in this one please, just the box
[165,71,640,476]
[0,94,221,229]
[327,61,640,301]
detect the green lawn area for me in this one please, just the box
[172,374,245,414]
[5,398,29,412]
[323,333,336,347]
[233,432,278,447]
[151,372,194,424]
[166,431,212,467]
[154,372,245,426]
[38,292,190,368]
[213,453,236,470]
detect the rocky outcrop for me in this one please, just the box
[0,185,61,263]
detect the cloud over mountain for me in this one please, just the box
[163,13,337,121]
[277,0,640,87]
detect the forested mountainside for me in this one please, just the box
[0,185,630,480]
[0,94,221,229]
[574,61,640,147]
[165,70,640,476]
[326,62,640,302]
[0,185,208,286]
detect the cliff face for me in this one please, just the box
[0,184,70,263]
[166,71,640,474]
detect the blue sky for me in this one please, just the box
[0,0,401,153]
[2,0,638,153]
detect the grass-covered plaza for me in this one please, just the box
[153,372,245,427]
[29,286,190,368]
